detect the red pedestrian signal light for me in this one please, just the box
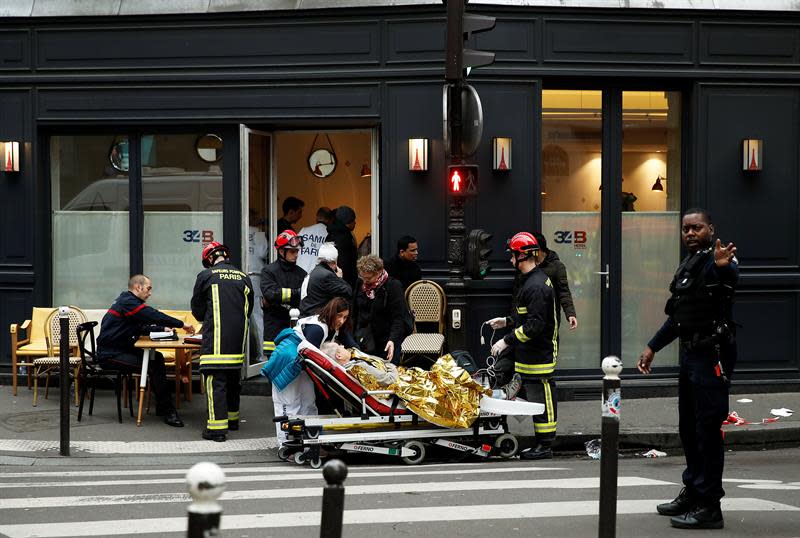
[448,164,478,197]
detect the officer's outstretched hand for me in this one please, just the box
[491,338,509,357]
[714,238,737,267]
[637,346,655,374]
[488,317,507,329]
[183,323,196,335]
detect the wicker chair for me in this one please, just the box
[400,280,447,363]
[9,307,56,396]
[32,307,86,407]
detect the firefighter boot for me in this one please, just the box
[519,443,552,460]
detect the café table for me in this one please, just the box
[133,335,200,427]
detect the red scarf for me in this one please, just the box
[362,270,389,299]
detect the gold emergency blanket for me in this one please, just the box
[389,354,490,429]
[347,349,392,392]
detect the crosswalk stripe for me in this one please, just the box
[0,498,795,537]
[0,477,673,510]
[0,438,277,454]
[0,466,569,489]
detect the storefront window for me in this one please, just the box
[51,135,130,308]
[142,134,223,310]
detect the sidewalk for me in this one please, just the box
[1,383,797,465]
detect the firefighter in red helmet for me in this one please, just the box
[191,242,254,442]
[487,231,559,460]
[260,229,308,357]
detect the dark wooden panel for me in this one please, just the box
[0,290,35,366]
[0,91,33,264]
[700,24,800,66]
[0,30,30,71]
[36,22,379,70]
[735,291,800,373]
[699,86,800,269]
[543,19,693,64]
[386,19,444,64]
[37,84,380,120]
[474,19,537,63]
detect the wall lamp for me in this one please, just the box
[1,141,20,173]
[743,139,762,171]
[408,138,428,172]
[492,137,512,171]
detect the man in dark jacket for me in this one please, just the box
[260,230,307,357]
[326,206,358,288]
[532,232,578,330]
[299,242,353,317]
[384,235,422,291]
[98,274,195,427]
[191,242,254,442]
[276,196,304,234]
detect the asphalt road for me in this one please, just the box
[0,447,798,538]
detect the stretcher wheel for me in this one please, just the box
[494,433,519,458]
[293,452,306,465]
[309,457,323,469]
[486,418,502,431]
[306,427,320,439]
[277,446,292,462]
[401,440,426,465]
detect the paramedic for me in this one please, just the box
[261,230,307,357]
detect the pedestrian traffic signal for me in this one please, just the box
[445,0,496,80]
[466,228,493,279]
[448,164,478,197]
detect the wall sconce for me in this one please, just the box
[408,138,428,172]
[651,174,665,192]
[1,141,20,172]
[492,137,512,171]
[743,139,762,171]
[360,163,372,178]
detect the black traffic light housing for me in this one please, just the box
[465,228,493,279]
[448,164,478,197]
[445,1,496,81]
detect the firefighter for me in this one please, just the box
[191,242,254,442]
[261,230,307,355]
[488,232,559,460]
[638,208,738,530]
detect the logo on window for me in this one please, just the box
[553,230,587,249]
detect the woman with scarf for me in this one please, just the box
[351,254,412,365]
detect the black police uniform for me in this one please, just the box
[502,267,559,445]
[191,261,254,435]
[260,257,306,356]
[97,291,184,415]
[648,248,738,510]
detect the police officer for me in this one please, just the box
[638,208,738,530]
[489,232,559,460]
[261,230,307,355]
[191,242,254,442]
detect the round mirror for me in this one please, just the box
[196,134,223,163]
[109,140,129,173]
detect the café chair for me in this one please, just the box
[76,321,133,423]
[400,280,447,366]
[32,307,86,407]
[9,307,56,396]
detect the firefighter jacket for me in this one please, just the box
[97,291,184,360]
[260,257,307,348]
[191,261,254,370]
[502,267,559,378]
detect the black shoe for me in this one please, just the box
[519,444,552,460]
[657,487,697,516]
[670,505,724,529]
[163,410,184,428]
[228,420,239,431]
[501,373,523,400]
[202,430,227,442]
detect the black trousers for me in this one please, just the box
[103,350,173,415]
[203,369,241,433]
[521,377,558,445]
[678,352,729,506]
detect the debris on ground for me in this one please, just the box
[641,449,667,458]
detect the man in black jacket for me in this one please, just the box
[326,206,358,288]
[299,242,353,317]
[532,232,578,330]
[260,230,307,357]
[97,274,195,427]
[191,242,254,442]
[384,235,422,291]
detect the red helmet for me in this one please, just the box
[201,241,231,268]
[274,229,304,250]
[507,232,539,259]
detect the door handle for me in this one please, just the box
[594,264,610,289]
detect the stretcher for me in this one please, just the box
[274,343,544,467]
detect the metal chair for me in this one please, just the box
[32,307,86,407]
[76,321,133,423]
[400,280,447,363]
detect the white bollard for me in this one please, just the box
[186,462,225,537]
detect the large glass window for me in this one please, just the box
[51,135,130,308]
[142,134,224,310]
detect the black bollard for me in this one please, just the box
[598,356,622,538]
[186,462,225,538]
[320,459,348,538]
[59,306,70,457]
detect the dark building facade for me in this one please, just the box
[1,1,799,388]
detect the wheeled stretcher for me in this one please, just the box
[275,344,544,467]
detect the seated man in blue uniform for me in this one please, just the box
[97,274,195,427]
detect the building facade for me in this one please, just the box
[1,0,799,386]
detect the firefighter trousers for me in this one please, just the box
[521,377,558,445]
[203,369,241,434]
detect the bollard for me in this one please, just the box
[186,462,225,538]
[320,459,348,538]
[58,306,70,457]
[598,356,622,538]
[290,308,300,328]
